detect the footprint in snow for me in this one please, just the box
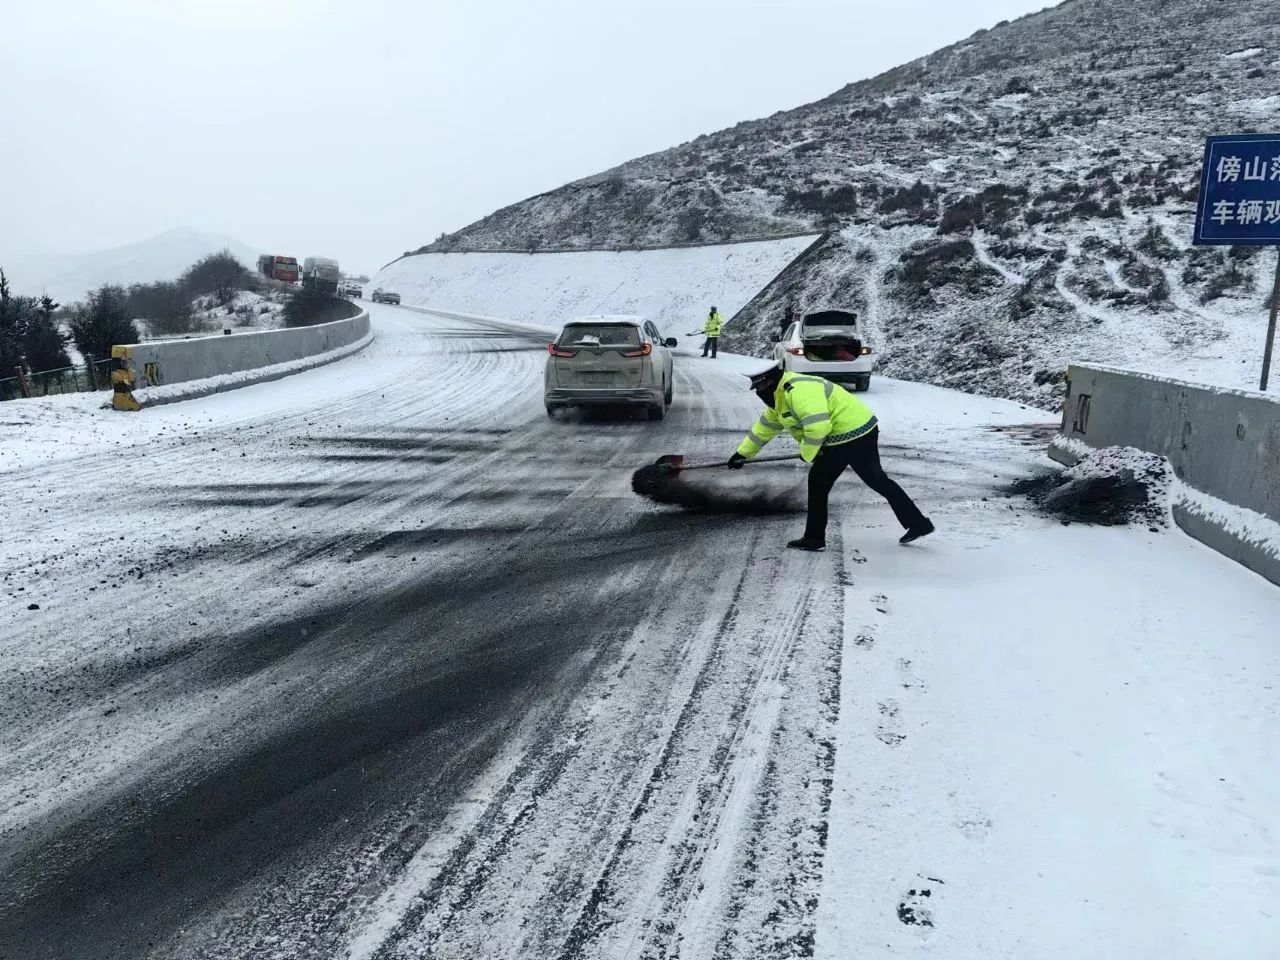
[897,887,936,928]
[955,813,993,840]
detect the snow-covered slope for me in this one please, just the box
[1,228,261,305]
[373,235,819,334]
[406,0,1280,403]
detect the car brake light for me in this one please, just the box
[548,343,577,358]
[860,346,872,355]
[622,343,653,358]
[786,346,805,356]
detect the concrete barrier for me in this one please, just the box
[1050,363,1280,585]
[111,309,371,410]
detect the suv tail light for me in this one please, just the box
[860,346,872,355]
[548,343,577,358]
[621,343,653,358]
[786,346,805,356]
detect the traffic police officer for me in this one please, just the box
[729,365,934,550]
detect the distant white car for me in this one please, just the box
[544,315,677,420]
[339,281,363,298]
[772,309,874,391]
[371,289,401,305]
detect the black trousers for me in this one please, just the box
[804,428,927,541]
[701,336,719,358]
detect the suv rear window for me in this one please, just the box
[557,324,641,349]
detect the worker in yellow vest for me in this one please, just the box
[729,365,933,551]
[695,306,725,358]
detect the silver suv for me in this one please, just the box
[544,316,677,420]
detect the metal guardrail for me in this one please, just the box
[0,359,113,402]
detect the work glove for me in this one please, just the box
[727,452,747,470]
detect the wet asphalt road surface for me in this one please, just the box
[0,307,853,959]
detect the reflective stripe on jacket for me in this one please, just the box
[736,372,876,463]
[702,310,725,336]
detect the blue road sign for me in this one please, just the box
[1194,134,1280,245]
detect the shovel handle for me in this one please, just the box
[678,453,803,472]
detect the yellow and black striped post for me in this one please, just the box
[111,346,142,412]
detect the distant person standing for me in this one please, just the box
[778,302,799,339]
[696,306,725,358]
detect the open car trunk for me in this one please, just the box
[800,309,864,362]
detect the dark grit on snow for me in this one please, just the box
[1011,446,1171,527]
[631,465,803,515]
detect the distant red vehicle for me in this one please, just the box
[257,254,300,283]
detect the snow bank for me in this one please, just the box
[372,236,820,334]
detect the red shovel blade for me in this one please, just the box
[654,454,686,474]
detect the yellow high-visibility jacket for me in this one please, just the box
[736,372,877,463]
[701,310,725,337]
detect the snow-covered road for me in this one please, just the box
[1,304,1276,959]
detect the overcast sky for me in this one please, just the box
[2,0,1053,274]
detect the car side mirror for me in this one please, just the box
[664,338,678,348]
[769,335,782,343]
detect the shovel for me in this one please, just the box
[652,453,802,475]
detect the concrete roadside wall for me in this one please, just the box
[112,309,370,408]
[1050,363,1280,585]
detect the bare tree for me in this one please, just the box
[182,249,250,306]
[127,281,198,336]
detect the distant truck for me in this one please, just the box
[257,254,300,283]
[371,288,401,305]
[302,257,341,294]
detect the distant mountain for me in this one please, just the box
[1,228,262,305]
[406,0,1280,402]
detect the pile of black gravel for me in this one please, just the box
[1010,447,1170,527]
[631,465,802,515]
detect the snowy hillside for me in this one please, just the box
[1,228,261,305]
[407,0,1280,403]
[373,235,819,334]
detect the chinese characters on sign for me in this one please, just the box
[1194,134,1280,390]
[1194,135,1280,244]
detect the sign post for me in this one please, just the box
[1264,254,1280,392]
[1193,133,1280,391]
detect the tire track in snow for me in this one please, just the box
[1,309,849,960]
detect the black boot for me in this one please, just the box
[899,518,935,544]
[787,537,826,552]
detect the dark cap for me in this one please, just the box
[746,364,783,390]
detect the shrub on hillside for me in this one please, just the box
[127,280,199,336]
[70,285,139,362]
[1134,224,1179,262]
[677,207,707,241]
[938,185,1030,235]
[283,289,359,327]
[891,238,1002,305]
[182,249,251,306]
[877,180,936,220]
[784,185,858,218]
[938,195,983,233]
